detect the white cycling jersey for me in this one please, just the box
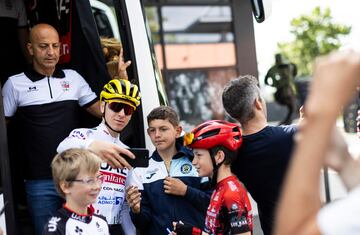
[57,122,135,234]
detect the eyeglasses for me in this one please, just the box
[69,174,105,186]
[107,102,134,116]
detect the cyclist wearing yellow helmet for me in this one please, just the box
[57,79,141,235]
[100,79,141,134]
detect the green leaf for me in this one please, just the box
[278,7,351,76]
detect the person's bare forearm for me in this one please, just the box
[275,115,333,235]
[275,51,360,235]
[86,101,102,119]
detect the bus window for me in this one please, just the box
[92,7,115,38]
[144,4,237,129]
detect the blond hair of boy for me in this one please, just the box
[52,148,102,199]
[43,148,110,235]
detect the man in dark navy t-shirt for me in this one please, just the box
[222,75,296,235]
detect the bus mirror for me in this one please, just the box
[250,0,272,23]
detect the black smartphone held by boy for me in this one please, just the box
[123,148,150,168]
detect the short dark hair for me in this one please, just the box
[209,146,237,166]
[147,106,179,127]
[222,75,261,124]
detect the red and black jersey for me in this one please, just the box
[204,175,253,235]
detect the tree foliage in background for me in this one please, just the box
[145,7,160,43]
[145,7,175,44]
[278,7,351,77]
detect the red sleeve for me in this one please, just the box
[223,186,253,234]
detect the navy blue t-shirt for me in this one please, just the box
[231,125,296,235]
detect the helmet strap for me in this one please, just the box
[210,150,225,187]
[103,104,121,134]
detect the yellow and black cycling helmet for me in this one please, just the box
[100,79,141,109]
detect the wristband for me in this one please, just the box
[175,223,201,235]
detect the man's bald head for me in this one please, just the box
[29,24,59,43]
[27,24,60,76]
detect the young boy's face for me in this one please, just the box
[62,169,103,210]
[147,119,181,152]
[192,148,213,177]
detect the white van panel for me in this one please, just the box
[125,0,161,152]
[0,194,6,235]
[90,0,120,40]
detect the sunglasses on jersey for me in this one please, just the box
[107,102,135,115]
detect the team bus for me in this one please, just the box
[0,0,269,234]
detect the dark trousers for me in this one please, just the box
[109,224,125,235]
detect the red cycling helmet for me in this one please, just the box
[184,120,242,151]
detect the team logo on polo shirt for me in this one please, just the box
[61,81,70,91]
[180,163,192,174]
[27,86,38,92]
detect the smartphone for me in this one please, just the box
[123,148,150,168]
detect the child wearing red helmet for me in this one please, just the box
[174,120,253,235]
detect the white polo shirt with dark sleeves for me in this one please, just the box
[2,67,97,179]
